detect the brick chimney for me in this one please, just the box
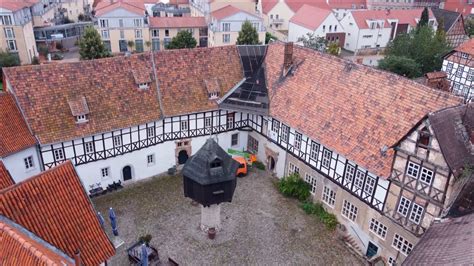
[283,42,294,71]
[74,251,82,266]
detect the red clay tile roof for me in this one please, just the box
[285,0,330,12]
[327,0,366,9]
[261,0,278,14]
[454,38,474,56]
[265,42,462,178]
[149,16,207,28]
[4,48,243,144]
[0,1,35,11]
[94,0,145,16]
[211,5,255,20]
[444,0,474,17]
[0,92,36,157]
[290,4,332,31]
[68,96,90,116]
[0,217,75,265]
[4,53,162,144]
[0,162,14,190]
[425,71,447,79]
[0,161,115,265]
[351,8,435,29]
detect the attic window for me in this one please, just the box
[461,52,469,59]
[418,127,430,147]
[139,82,149,90]
[76,114,88,123]
[210,158,222,168]
[209,92,219,99]
[68,96,90,124]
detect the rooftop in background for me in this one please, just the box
[285,0,330,12]
[0,162,14,190]
[149,16,206,28]
[0,1,35,12]
[289,4,332,31]
[0,216,75,265]
[431,8,464,33]
[211,5,257,20]
[402,212,474,265]
[443,0,474,17]
[0,92,36,158]
[454,38,474,55]
[350,8,435,29]
[94,0,146,16]
[0,161,115,265]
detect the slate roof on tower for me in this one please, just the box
[0,92,36,157]
[264,42,462,178]
[0,161,115,265]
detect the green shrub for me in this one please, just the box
[278,173,311,201]
[253,161,265,170]
[300,201,338,230]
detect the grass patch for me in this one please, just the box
[278,173,311,202]
[253,161,265,170]
[300,201,338,230]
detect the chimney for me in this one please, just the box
[283,42,294,70]
[74,251,82,266]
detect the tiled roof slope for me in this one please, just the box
[154,46,243,116]
[0,162,14,190]
[455,38,474,55]
[149,16,207,28]
[290,4,332,31]
[0,216,74,265]
[261,0,278,14]
[95,0,145,16]
[265,42,462,178]
[4,53,162,144]
[351,8,435,29]
[402,213,474,265]
[0,92,36,157]
[285,0,330,12]
[0,161,115,265]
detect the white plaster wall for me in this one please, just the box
[265,1,294,31]
[2,146,41,183]
[288,13,343,42]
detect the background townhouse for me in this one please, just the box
[442,0,474,18]
[442,39,474,101]
[340,8,437,52]
[190,0,258,17]
[288,4,345,47]
[432,8,469,48]
[149,16,208,50]
[367,0,442,10]
[208,5,265,46]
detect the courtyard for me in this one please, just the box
[93,168,365,265]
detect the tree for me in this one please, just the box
[378,56,422,78]
[77,27,110,60]
[127,40,135,52]
[297,32,327,52]
[237,21,260,45]
[465,18,474,37]
[167,30,197,49]
[0,50,20,83]
[327,42,340,56]
[417,7,429,29]
[379,25,449,78]
[265,32,277,44]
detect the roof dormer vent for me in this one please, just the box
[68,96,90,124]
[132,69,152,90]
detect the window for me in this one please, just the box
[342,200,358,221]
[369,218,387,239]
[103,40,111,52]
[138,82,149,89]
[456,66,464,78]
[322,25,326,32]
[75,114,88,123]
[288,162,299,175]
[180,120,188,131]
[418,127,430,147]
[322,149,331,168]
[113,135,122,146]
[99,19,108,28]
[294,132,302,150]
[397,196,411,217]
[4,28,14,39]
[329,25,332,32]
[453,83,461,94]
[223,22,230,31]
[388,257,396,266]
[310,142,319,160]
[409,203,424,224]
[7,40,17,51]
[322,186,336,207]
[270,14,273,19]
[406,162,420,178]
[147,154,155,166]
[362,35,373,38]
[461,52,469,59]
[101,167,109,179]
[272,120,280,132]
[334,25,337,31]
[209,92,219,99]
[227,113,234,129]
[223,34,230,43]
[0,15,13,25]
[24,156,34,170]
[364,175,376,195]
[101,30,109,39]
[53,148,65,161]
[392,234,413,256]
[120,30,125,39]
[151,29,159,38]
[304,173,316,194]
[165,29,169,37]
[252,22,259,30]
[119,19,123,27]
[152,39,160,51]
[147,127,155,138]
[135,29,143,39]
[446,62,453,72]
[247,135,258,153]
[205,117,212,128]
[85,141,94,154]
[467,69,474,81]
[134,18,142,27]
[419,167,433,185]
[231,133,239,146]
[345,164,355,184]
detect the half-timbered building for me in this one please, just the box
[1,42,468,265]
[432,8,469,48]
[442,38,474,101]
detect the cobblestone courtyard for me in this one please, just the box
[93,169,364,265]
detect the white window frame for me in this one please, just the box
[151,29,159,38]
[310,141,319,160]
[388,257,396,266]
[272,120,280,132]
[135,29,143,39]
[322,186,336,207]
[342,200,358,222]
[369,218,387,239]
[7,39,17,51]
[354,170,365,189]
[0,15,13,26]
[419,167,433,185]
[53,148,65,161]
[4,27,14,39]
[134,18,142,27]
[147,127,155,138]
[75,114,88,123]
[223,34,230,43]
[409,203,424,224]
[364,175,376,195]
[231,133,239,146]
[222,22,230,32]
[456,66,464,77]
[99,19,108,28]
[294,132,302,150]
[288,162,299,175]
[322,149,331,168]
[180,120,188,131]
[446,62,453,72]
[304,173,316,194]
[113,135,122,146]
[392,234,413,256]
[209,91,219,99]
[397,196,411,217]
[406,161,420,178]
[345,164,355,184]
[101,167,110,179]
[84,141,94,154]
[281,124,289,142]
[101,30,109,39]
[467,69,474,81]
[24,156,34,170]
[147,154,155,166]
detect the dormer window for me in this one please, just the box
[209,92,219,99]
[76,114,88,123]
[204,78,221,100]
[68,96,90,124]
[417,127,430,148]
[210,158,222,168]
[139,82,149,90]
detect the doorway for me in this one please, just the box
[366,241,378,258]
[178,150,189,165]
[267,156,275,171]
[122,166,132,181]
